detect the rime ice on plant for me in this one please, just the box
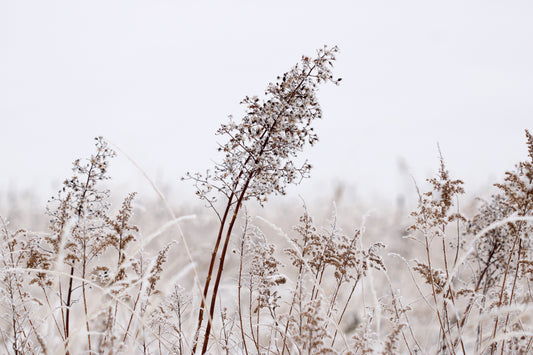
[407,151,466,353]
[0,220,47,353]
[186,45,341,205]
[408,153,465,238]
[187,46,340,353]
[21,137,177,354]
[24,137,118,353]
[245,225,283,315]
[28,137,116,280]
[232,208,389,354]
[463,130,533,353]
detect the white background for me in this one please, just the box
[1,1,532,204]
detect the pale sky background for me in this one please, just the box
[1,1,532,206]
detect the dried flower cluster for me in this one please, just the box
[1,138,177,354]
[187,45,341,354]
[187,46,341,206]
[459,130,533,354]
[231,208,388,354]
[403,131,533,354]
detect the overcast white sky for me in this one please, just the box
[1,1,532,204]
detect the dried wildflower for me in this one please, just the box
[147,243,173,294]
[28,137,116,278]
[408,152,465,237]
[463,130,533,353]
[246,226,282,314]
[467,195,516,287]
[412,260,446,294]
[189,46,340,353]
[23,137,117,353]
[290,298,335,354]
[494,130,533,218]
[407,151,466,353]
[351,309,378,354]
[381,323,405,355]
[160,284,191,354]
[16,138,176,355]
[0,220,47,354]
[288,207,385,287]
[186,46,340,205]
[280,207,387,354]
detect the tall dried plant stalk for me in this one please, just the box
[186,45,340,354]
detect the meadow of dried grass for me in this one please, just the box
[1,46,533,354]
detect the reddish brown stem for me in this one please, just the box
[201,176,253,353]
[64,265,75,355]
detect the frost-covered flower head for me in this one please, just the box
[187,46,340,205]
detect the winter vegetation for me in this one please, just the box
[1,46,533,354]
